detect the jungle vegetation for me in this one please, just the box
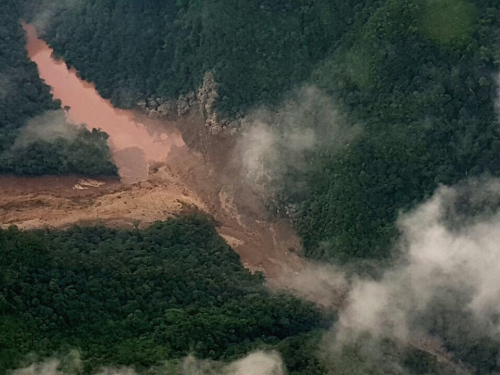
[37,0,500,261]
[0,1,116,176]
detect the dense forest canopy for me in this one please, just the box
[41,0,363,113]
[0,0,116,176]
[1,215,472,375]
[0,216,328,374]
[37,0,500,261]
[4,0,500,373]
[295,0,500,261]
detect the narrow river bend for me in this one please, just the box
[17,22,306,282]
[23,23,184,183]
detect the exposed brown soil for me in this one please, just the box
[0,142,304,279]
[1,23,306,282]
[23,23,184,184]
[6,23,470,371]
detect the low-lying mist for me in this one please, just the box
[13,110,82,148]
[27,0,80,34]
[287,179,500,373]
[236,85,361,196]
[265,178,500,373]
[336,180,500,342]
[11,351,285,375]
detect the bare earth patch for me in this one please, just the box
[0,144,303,280]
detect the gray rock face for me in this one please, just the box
[197,72,243,135]
[158,102,176,115]
[138,71,242,132]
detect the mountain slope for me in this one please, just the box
[0,0,116,176]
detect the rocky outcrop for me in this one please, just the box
[139,71,240,135]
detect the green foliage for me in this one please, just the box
[5,1,500,372]
[321,337,462,375]
[0,128,117,176]
[288,0,500,261]
[420,0,476,45]
[41,0,366,116]
[417,290,500,374]
[0,215,325,374]
[36,0,500,262]
[0,0,116,176]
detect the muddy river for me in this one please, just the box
[23,23,184,183]
[14,23,306,282]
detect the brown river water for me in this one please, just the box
[23,23,184,183]
[15,22,308,283]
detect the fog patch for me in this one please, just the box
[298,179,497,373]
[236,85,360,195]
[28,0,82,34]
[10,351,285,375]
[182,351,284,375]
[334,181,500,343]
[271,263,348,310]
[260,179,500,372]
[11,351,82,375]
[13,110,82,148]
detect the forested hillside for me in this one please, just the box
[0,215,327,374]
[38,0,500,261]
[0,1,116,176]
[41,0,362,114]
[295,0,500,261]
[7,0,500,373]
[1,215,470,375]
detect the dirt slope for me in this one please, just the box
[0,143,303,279]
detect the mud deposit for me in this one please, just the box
[0,145,303,278]
[24,23,184,184]
[0,24,305,279]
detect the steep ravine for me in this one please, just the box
[0,22,470,371]
[0,24,304,280]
